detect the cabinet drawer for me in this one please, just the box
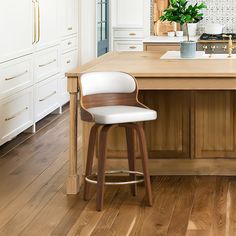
[35,75,59,122]
[0,55,33,99]
[113,29,144,39]
[114,41,143,51]
[61,36,77,53]
[35,46,60,83]
[0,88,33,145]
[61,50,78,73]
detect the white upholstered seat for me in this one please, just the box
[87,105,157,124]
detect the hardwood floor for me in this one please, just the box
[1,107,236,236]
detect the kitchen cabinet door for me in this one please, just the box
[36,0,60,49]
[195,91,236,158]
[0,0,33,62]
[61,0,78,36]
[113,0,147,27]
[143,91,190,159]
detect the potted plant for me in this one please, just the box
[160,0,207,58]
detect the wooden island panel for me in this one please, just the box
[143,91,190,158]
[195,91,236,158]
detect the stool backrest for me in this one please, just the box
[79,72,142,122]
[80,72,136,96]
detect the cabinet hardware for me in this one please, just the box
[66,60,71,64]
[38,59,56,67]
[68,27,73,31]
[32,0,37,44]
[36,0,41,43]
[67,42,72,45]
[129,33,136,36]
[129,46,137,49]
[5,70,28,81]
[5,107,29,121]
[39,91,56,102]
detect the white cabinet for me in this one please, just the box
[112,0,150,52]
[0,55,33,99]
[0,0,33,62]
[113,0,145,27]
[61,0,78,36]
[0,88,33,146]
[0,0,79,146]
[35,0,60,50]
[35,75,59,122]
[35,46,60,83]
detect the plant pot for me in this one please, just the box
[180,41,196,58]
[187,23,198,36]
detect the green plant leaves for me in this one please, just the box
[160,0,207,25]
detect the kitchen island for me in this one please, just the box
[66,51,236,194]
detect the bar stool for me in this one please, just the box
[79,71,157,211]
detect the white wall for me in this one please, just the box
[79,0,97,64]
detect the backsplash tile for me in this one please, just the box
[189,0,236,33]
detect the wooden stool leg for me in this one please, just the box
[136,124,153,206]
[84,124,100,201]
[96,125,112,211]
[125,126,137,196]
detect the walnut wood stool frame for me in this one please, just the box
[84,123,153,211]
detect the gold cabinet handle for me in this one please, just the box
[5,70,28,81]
[5,107,29,121]
[39,91,56,102]
[67,27,73,31]
[38,59,56,67]
[32,0,37,44]
[36,0,40,43]
[66,60,71,64]
[129,46,137,49]
[129,33,136,36]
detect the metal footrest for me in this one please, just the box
[85,170,144,185]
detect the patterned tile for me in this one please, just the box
[189,0,235,33]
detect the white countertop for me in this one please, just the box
[143,35,200,43]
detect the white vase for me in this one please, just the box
[187,23,198,36]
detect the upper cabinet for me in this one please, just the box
[113,0,144,27]
[112,0,150,30]
[35,0,60,50]
[61,0,78,37]
[111,0,150,52]
[0,0,33,62]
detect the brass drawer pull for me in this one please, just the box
[129,46,137,49]
[66,60,71,64]
[32,0,37,44]
[39,91,56,102]
[67,42,72,45]
[5,70,28,81]
[67,27,73,31]
[38,59,56,67]
[36,0,41,43]
[129,33,136,36]
[5,107,29,121]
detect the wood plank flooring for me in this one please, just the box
[1,106,236,235]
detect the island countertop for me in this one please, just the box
[66,51,236,195]
[67,51,236,78]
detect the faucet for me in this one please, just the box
[223,34,236,57]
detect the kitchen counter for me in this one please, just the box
[66,51,236,194]
[143,35,200,43]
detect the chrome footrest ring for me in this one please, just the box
[85,170,144,185]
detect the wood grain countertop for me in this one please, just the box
[66,51,236,79]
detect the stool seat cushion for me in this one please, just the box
[87,106,157,124]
